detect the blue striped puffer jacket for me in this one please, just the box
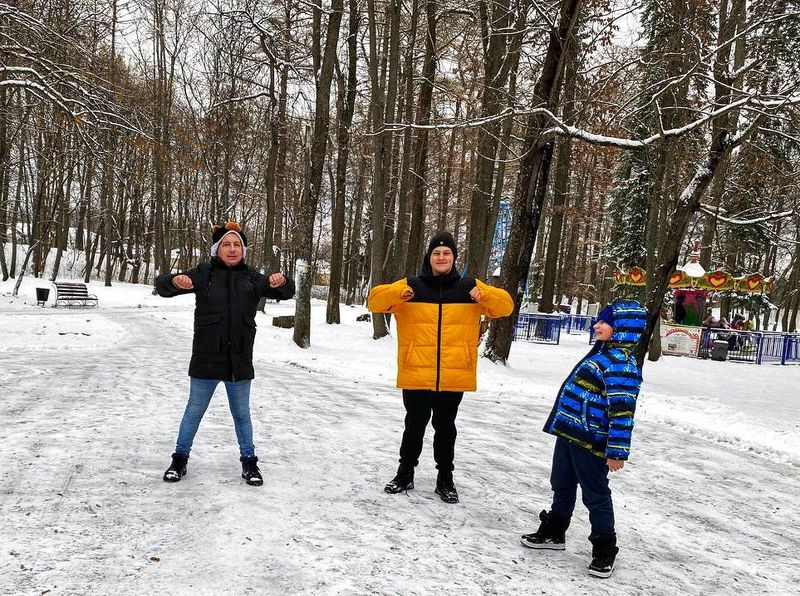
[543,300,647,460]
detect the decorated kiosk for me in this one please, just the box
[614,244,784,363]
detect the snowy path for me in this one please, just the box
[2,306,799,595]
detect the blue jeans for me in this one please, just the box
[550,437,614,535]
[175,378,255,458]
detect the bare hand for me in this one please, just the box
[469,286,482,302]
[401,287,414,300]
[607,459,625,472]
[268,273,286,288]
[173,274,194,290]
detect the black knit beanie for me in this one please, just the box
[426,232,458,261]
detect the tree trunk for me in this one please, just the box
[538,35,578,312]
[404,0,437,275]
[292,0,344,347]
[635,130,736,366]
[366,0,391,339]
[390,0,420,279]
[484,0,583,364]
[465,0,525,279]
[326,0,359,324]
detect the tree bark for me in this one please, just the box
[465,0,526,279]
[404,0,438,276]
[484,0,583,364]
[292,0,344,347]
[326,0,359,324]
[538,35,578,313]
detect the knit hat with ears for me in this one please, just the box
[210,221,248,258]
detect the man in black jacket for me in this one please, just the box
[156,221,295,486]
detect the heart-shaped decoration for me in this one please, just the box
[706,270,730,288]
[746,274,763,291]
[669,271,685,285]
[629,266,645,284]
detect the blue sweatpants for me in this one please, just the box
[550,437,615,535]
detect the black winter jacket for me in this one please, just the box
[155,258,295,381]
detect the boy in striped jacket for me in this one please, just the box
[521,299,647,578]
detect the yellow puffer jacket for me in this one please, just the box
[368,275,514,392]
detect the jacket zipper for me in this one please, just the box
[228,269,236,382]
[581,395,588,429]
[435,284,443,391]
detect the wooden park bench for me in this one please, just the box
[53,282,98,308]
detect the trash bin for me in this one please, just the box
[710,339,729,361]
[36,287,50,306]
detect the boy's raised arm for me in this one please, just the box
[368,278,413,313]
[472,279,514,318]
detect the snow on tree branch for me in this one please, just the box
[380,94,800,150]
[699,205,796,226]
[0,2,141,136]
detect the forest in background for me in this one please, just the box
[1,0,798,361]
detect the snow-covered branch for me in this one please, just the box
[0,3,142,137]
[699,205,796,225]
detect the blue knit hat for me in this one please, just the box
[596,304,614,327]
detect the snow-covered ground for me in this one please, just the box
[2,277,799,595]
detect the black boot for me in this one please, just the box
[588,533,619,578]
[520,510,570,550]
[163,453,188,482]
[240,456,263,486]
[434,471,459,504]
[384,464,415,494]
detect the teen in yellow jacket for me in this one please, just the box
[368,232,513,503]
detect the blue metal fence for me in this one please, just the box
[514,313,562,344]
[562,314,593,334]
[758,332,786,365]
[757,332,800,365]
[781,334,800,364]
[694,329,800,365]
[698,329,761,363]
[515,313,800,366]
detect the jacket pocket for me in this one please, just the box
[195,313,222,327]
[580,396,589,430]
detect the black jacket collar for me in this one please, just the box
[211,257,247,271]
[419,266,461,285]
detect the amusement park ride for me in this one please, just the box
[488,200,512,275]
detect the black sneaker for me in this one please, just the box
[520,510,569,550]
[163,453,188,482]
[240,456,263,486]
[434,471,459,504]
[588,533,619,578]
[384,465,415,493]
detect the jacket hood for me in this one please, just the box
[606,299,648,348]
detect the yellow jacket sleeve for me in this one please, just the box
[367,278,412,313]
[475,279,514,318]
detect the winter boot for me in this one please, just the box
[588,533,619,578]
[240,456,263,486]
[434,471,459,504]
[163,453,188,482]
[384,464,415,494]
[520,510,570,550]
